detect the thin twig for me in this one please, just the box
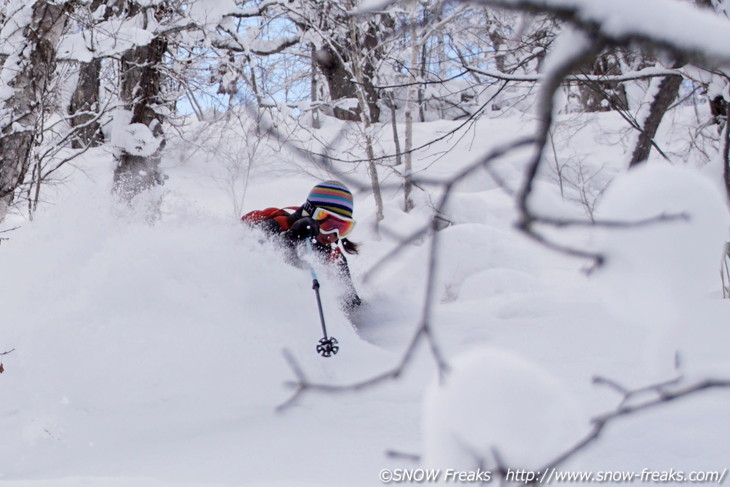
[532,212,691,229]
[277,325,428,412]
[506,376,730,485]
[386,450,421,462]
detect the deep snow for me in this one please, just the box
[1,107,730,486]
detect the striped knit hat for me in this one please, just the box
[304,180,354,219]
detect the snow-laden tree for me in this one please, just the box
[0,0,72,222]
[107,1,168,200]
[4,0,730,218]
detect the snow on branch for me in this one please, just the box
[58,0,301,64]
[465,0,730,70]
[211,34,301,56]
[465,65,684,84]
[58,14,156,62]
[226,0,293,19]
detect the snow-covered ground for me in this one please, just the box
[1,108,729,486]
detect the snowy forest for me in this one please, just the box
[2,0,730,485]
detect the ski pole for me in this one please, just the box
[306,239,339,357]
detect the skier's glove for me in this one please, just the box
[288,217,320,240]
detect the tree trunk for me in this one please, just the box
[314,46,361,122]
[346,16,384,228]
[312,14,384,124]
[628,62,683,167]
[722,112,730,201]
[113,35,169,200]
[0,0,69,221]
[403,7,419,213]
[360,24,381,124]
[310,44,321,129]
[69,59,104,149]
[694,0,728,126]
[578,51,630,112]
[385,92,402,166]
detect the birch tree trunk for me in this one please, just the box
[0,0,69,221]
[310,44,321,130]
[347,15,384,229]
[403,5,420,213]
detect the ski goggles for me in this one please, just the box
[312,207,356,238]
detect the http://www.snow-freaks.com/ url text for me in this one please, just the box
[379,467,728,484]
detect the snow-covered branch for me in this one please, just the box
[226,0,293,18]
[465,0,730,70]
[211,34,301,56]
[465,65,684,83]
[514,29,606,263]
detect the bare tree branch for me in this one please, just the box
[526,376,730,482]
[277,324,429,412]
[513,33,605,264]
[463,0,730,70]
[0,348,15,373]
[465,65,683,83]
[531,212,690,229]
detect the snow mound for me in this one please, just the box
[437,224,540,302]
[593,164,729,328]
[375,222,540,303]
[422,347,587,471]
[459,268,546,302]
[440,190,516,227]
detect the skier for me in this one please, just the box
[242,180,362,312]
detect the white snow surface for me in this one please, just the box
[594,164,729,326]
[422,347,587,470]
[2,107,730,486]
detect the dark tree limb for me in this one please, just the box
[0,348,15,373]
[465,374,730,484]
[629,61,686,167]
[528,376,730,482]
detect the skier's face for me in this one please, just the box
[316,232,338,246]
